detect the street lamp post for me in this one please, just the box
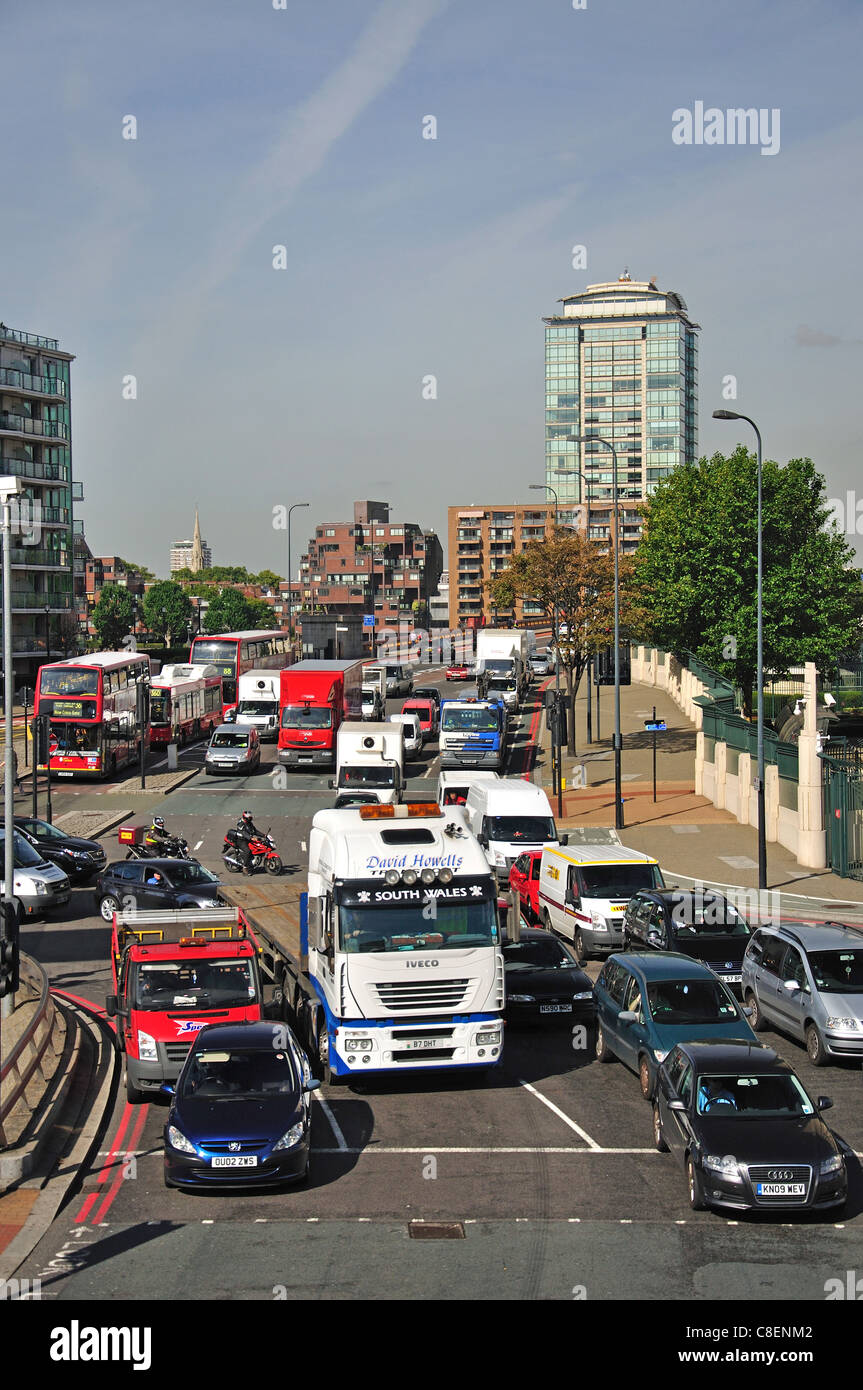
[569,435,624,829]
[713,409,767,891]
[530,484,561,812]
[2,476,24,1018]
[556,460,594,744]
[286,502,310,659]
[43,604,51,661]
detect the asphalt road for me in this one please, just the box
[13,673,863,1302]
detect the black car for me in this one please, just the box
[164,1021,319,1189]
[15,816,106,883]
[623,889,751,995]
[653,1039,847,1214]
[96,858,222,920]
[334,792,382,809]
[503,927,595,1025]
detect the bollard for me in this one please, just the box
[167,742,178,772]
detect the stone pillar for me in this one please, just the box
[738,751,752,825]
[695,730,704,796]
[797,661,827,869]
[715,741,727,811]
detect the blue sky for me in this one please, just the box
[4,0,863,572]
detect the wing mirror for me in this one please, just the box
[783,980,800,993]
[668,1099,686,1112]
[161,1083,175,1096]
[105,995,118,1017]
[304,1078,322,1093]
[742,1006,753,1017]
[618,1010,637,1024]
[816,1096,833,1111]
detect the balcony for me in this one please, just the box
[0,412,69,441]
[40,507,70,525]
[10,548,69,567]
[0,367,66,397]
[0,458,69,484]
[10,592,73,610]
[0,328,60,350]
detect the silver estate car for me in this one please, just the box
[204,724,261,776]
[741,922,863,1066]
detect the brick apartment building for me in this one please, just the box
[448,503,559,628]
[298,501,443,633]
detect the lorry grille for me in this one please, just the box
[374,979,470,1012]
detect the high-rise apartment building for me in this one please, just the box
[447,503,555,628]
[543,272,698,553]
[0,320,81,681]
[171,511,212,572]
[300,500,443,631]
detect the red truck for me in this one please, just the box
[277,659,364,769]
[105,908,263,1102]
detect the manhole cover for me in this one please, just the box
[408,1221,465,1240]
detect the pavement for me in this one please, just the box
[535,673,863,906]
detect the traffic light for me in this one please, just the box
[0,902,20,999]
[33,714,50,763]
[594,645,632,686]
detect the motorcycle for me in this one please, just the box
[222,828,283,876]
[124,834,191,861]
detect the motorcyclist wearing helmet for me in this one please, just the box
[235,810,263,874]
[144,815,172,853]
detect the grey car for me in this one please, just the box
[383,664,413,697]
[741,922,863,1066]
[204,724,261,776]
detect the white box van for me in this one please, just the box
[437,769,500,808]
[332,721,404,805]
[463,779,560,879]
[235,669,280,740]
[537,843,664,959]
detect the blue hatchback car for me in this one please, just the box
[163,1021,320,1189]
[594,952,757,1100]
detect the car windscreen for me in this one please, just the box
[694,1072,814,1117]
[503,939,577,969]
[578,863,663,898]
[211,731,249,747]
[488,677,517,691]
[281,705,332,728]
[645,979,739,1025]
[179,1047,298,1100]
[1,832,49,869]
[442,708,498,732]
[486,816,555,842]
[338,766,395,787]
[669,896,751,937]
[808,949,863,994]
[166,863,219,885]
[339,899,497,953]
[133,959,256,1010]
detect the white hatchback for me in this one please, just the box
[388,712,422,755]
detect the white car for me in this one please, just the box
[388,712,422,755]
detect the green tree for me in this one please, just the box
[251,569,283,590]
[117,559,156,582]
[634,449,863,714]
[246,599,281,629]
[486,529,646,754]
[91,583,135,649]
[204,589,252,633]
[142,581,193,646]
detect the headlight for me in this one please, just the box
[820,1153,845,1176]
[136,1030,158,1061]
[572,991,593,1001]
[590,912,608,931]
[166,1125,196,1155]
[344,1037,373,1052]
[653,1049,669,1063]
[508,994,535,1003]
[34,881,48,895]
[476,1029,502,1046]
[164,1123,194,1156]
[703,1153,742,1181]
[493,852,506,868]
[826,1016,859,1031]
[273,1121,305,1151]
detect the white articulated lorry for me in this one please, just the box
[475,629,530,704]
[304,802,504,1080]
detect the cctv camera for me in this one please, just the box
[824,692,836,707]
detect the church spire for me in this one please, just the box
[190,508,204,573]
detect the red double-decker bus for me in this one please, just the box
[188,629,291,714]
[148,663,223,746]
[35,652,152,778]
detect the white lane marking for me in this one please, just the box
[310,1146,655,1155]
[314,1093,348,1151]
[193,839,203,851]
[300,840,307,852]
[517,1079,601,1150]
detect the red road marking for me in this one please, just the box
[89,1104,149,1225]
[74,1101,137,1224]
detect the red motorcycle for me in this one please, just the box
[222,828,283,876]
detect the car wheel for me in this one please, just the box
[542,910,554,933]
[687,1156,707,1211]
[746,991,766,1031]
[639,1054,654,1100]
[574,929,588,961]
[99,894,120,922]
[653,1103,669,1152]
[595,1022,614,1063]
[806,1023,829,1067]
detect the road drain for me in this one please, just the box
[408,1222,465,1240]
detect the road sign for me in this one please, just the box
[362,615,375,628]
[644,720,666,732]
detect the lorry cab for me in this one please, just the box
[333,720,404,805]
[538,843,665,960]
[235,669,280,741]
[463,779,560,880]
